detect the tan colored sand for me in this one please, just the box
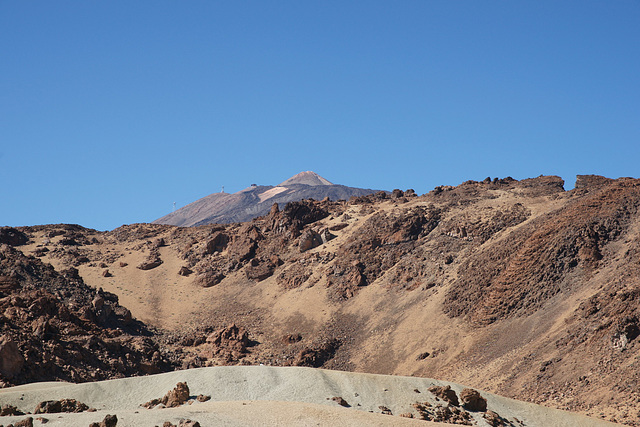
[0,366,615,427]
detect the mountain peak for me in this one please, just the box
[278,171,333,187]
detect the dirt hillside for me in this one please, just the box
[3,174,640,425]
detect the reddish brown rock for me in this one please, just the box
[89,414,118,427]
[34,399,89,414]
[460,388,487,412]
[137,252,163,270]
[412,402,472,424]
[204,232,229,254]
[0,335,24,378]
[282,333,302,344]
[294,339,340,368]
[194,270,224,288]
[206,324,249,355]
[379,405,392,415]
[299,229,322,253]
[245,257,279,281]
[161,420,200,427]
[0,275,19,294]
[428,385,459,406]
[484,410,509,426]
[0,227,28,246]
[11,417,34,427]
[331,396,350,407]
[163,382,190,408]
[178,266,192,276]
[0,404,24,416]
[143,382,190,409]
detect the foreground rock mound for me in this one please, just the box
[89,414,118,427]
[460,388,487,412]
[34,399,89,414]
[141,381,211,411]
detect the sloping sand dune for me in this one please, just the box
[0,366,615,426]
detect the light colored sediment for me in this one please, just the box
[0,366,615,427]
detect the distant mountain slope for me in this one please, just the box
[153,171,380,226]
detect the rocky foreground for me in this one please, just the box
[1,174,640,425]
[0,366,617,426]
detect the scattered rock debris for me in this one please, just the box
[89,414,117,427]
[330,396,350,407]
[378,405,392,415]
[412,402,472,425]
[34,399,89,414]
[160,419,201,427]
[0,404,24,416]
[4,417,34,427]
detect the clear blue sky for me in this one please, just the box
[2,1,639,231]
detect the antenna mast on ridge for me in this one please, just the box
[173,202,176,211]
[221,186,225,193]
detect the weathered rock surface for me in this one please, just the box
[459,388,487,412]
[34,399,89,414]
[428,385,459,406]
[89,414,118,427]
[0,244,174,387]
[0,227,28,246]
[143,382,190,409]
[0,336,24,378]
[137,251,163,270]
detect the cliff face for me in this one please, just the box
[4,174,640,425]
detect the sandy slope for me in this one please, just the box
[0,366,614,427]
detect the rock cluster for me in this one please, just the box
[0,245,174,387]
[142,382,211,411]
[143,382,190,409]
[89,414,117,427]
[34,399,89,413]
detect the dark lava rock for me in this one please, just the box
[428,385,459,406]
[0,227,28,246]
[460,388,487,412]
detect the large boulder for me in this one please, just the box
[163,382,190,408]
[0,335,24,378]
[137,251,163,270]
[0,227,28,246]
[194,270,224,288]
[204,232,229,254]
[428,385,459,406]
[245,257,281,281]
[34,399,89,414]
[299,229,322,253]
[460,388,487,412]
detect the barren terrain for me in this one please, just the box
[2,174,640,425]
